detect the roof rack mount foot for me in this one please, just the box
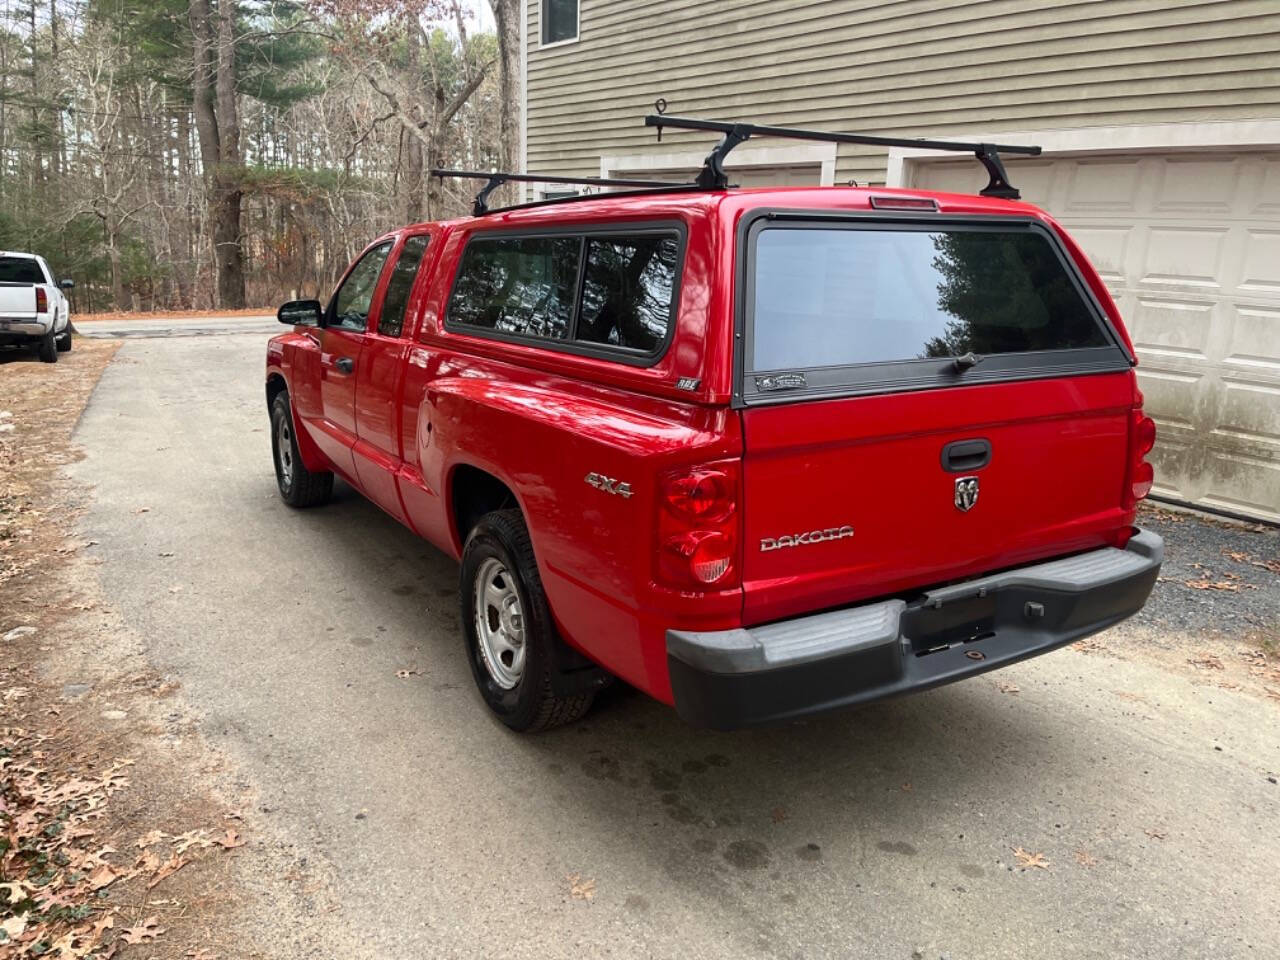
[696,124,752,190]
[975,145,1021,201]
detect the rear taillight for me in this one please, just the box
[1124,389,1157,509]
[657,460,740,589]
[35,288,48,313]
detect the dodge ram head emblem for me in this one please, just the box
[954,476,980,512]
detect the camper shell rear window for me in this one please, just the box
[738,214,1130,405]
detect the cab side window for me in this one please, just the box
[330,241,393,331]
[378,236,429,337]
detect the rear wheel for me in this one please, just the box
[270,392,332,507]
[36,330,57,363]
[461,509,595,732]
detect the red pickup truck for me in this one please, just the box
[265,158,1161,732]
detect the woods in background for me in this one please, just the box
[0,0,519,312]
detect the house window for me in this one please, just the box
[542,0,578,45]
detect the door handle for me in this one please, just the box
[941,438,991,473]
[334,356,354,374]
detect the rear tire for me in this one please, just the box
[36,331,57,363]
[461,509,595,732]
[270,392,332,507]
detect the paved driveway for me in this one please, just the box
[70,331,1279,959]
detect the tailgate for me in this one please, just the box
[0,284,38,320]
[737,213,1135,625]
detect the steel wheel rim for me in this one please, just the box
[277,415,294,487]
[473,557,526,690]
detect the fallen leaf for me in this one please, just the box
[135,507,150,514]
[0,881,29,905]
[172,829,214,853]
[1074,849,1098,867]
[996,679,1020,694]
[1,915,27,939]
[147,854,190,889]
[1187,653,1224,670]
[770,806,787,823]
[395,668,420,678]
[1222,550,1249,563]
[1144,828,1167,840]
[132,849,163,876]
[1185,579,1241,592]
[566,873,596,901]
[901,781,913,792]
[92,914,114,938]
[186,950,217,960]
[135,828,167,849]
[87,863,122,890]
[1012,846,1050,869]
[121,916,164,944]
[217,828,246,849]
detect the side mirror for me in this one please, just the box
[59,279,74,289]
[277,299,323,326]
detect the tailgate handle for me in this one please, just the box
[941,438,991,473]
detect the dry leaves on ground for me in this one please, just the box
[566,874,596,902]
[1183,578,1254,592]
[1012,847,1050,870]
[1188,653,1225,670]
[1074,849,1098,867]
[770,806,787,824]
[0,725,250,956]
[120,916,165,944]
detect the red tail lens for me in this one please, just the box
[35,288,48,313]
[664,469,733,522]
[657,461,740,589]
[1134,416,1156,458]
[1123,404,1157,509]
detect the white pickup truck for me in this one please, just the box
[0,252,74,363]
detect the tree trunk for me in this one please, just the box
[404,19,424,223]
[490,0,522,202]
[213,0,245,308]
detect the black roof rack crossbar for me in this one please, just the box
[430,168,692,215]
[644,114,1042,200]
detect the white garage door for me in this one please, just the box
[912,152,1280,522]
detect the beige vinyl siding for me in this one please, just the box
[525,0,1280,186]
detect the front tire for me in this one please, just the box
[36,330,57,363]
[461,510,594,732]
[270,392,333,507]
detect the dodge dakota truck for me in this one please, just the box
[0,252,73,362]
[264,120,1162,732]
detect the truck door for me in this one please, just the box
[309,240,393,478]
[353,231,433,523]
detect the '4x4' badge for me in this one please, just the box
[954,476,979,512]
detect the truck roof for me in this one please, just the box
[393,184,1043,244]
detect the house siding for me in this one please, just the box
[525,0,1280,185]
